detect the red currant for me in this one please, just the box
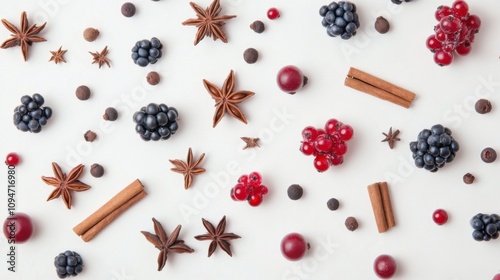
[435,5,452,21]
[233,184,249,201]
[329,154,343,166]
[313,154,330,172]
[248,171,262,186]
[332,142,348,156]
[435,28,447,42]
[314,135,333,153]
[466,14,481,30]
[442,43,455,53]
[455,42,471,55]
[374,254,397,279]
[267,7,280,20]
[5,153,20,166]
[276,65,307,94]
[434,50,454,66]
[238,174,249,185]
[452,0,469,19]
[324,118,340,135]
[426,35,442,51]
[440,16,462,34]
[493,273,500,280]
[230,188,238,201]
[257,185,268,195]
[338,125,353,141]
[432,209,448,225]
[3,213,33,244]
[300,142,315,156]
[248,193,263,206]
[280,233,308,261]
[457,26,469,43]
[302,126,318,141]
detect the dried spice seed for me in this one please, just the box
[121,2,136,17]
[463,173,475,184]
[250,20,265,33]
[287,184,303,200]
[241,137,260,149]
[382,127,400,149]
[146,71,160,85]
[76,85,91,100]
[90,164,104,178]
[84,130,97,142]
[103,107,118,121]
[83,27,99,42]
[481,147,497,163]
[327,198,340,211]
[475,99,492,114]
[89,46,111,68]
[374,16,390,34]
[243,48,259,64]
[345,217,358,231]
[194,216,241,257]
[49,46,67,64]
[169,148,206,189]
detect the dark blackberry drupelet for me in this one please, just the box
[409,124,459,172]
[319,1,360,40]
[54,250,83,278]
[470,213,500,242]
[13,93,52,133]
[131,37,163,67]
[133,103,179,141]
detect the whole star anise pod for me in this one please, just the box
[0,11,46,61]
[382,127,401,149]
[41,162,91,209]
[89,46,111,68]
[169,147,206,190]
[194,215,241,257]
[49,46,67,64]
[141,218,194,271]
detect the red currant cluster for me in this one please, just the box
[300,118,354,172]
[230,172,268,207]
[426,0,481,66]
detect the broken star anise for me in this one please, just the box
[141,218,194,271]
[49,46,67,64]
[203,70,255,127]
[41,162,91,209]
[0,11,46,61]
[194,215,241,257]
[382,127,401,149]
[89,46,111,68]
[169,147,206,190]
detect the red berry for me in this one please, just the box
[442,42,455,53]
[238,174,249,185]
[257,185,268,195]
[457,26,469,43]
[5,153,20,166]
[248,193,263,206]
[338,125,353,141]
[434,50,454,66]
[300,142,315,156]
[248,171,262,186]
[455,42,471,55]
[324,118,340,135]
[277,65,306,94]
[466,14,481,30]
[280,233,308,261]
[313,154,330,172]
[267,7,280,20]
[230,188,238,201]
[3,213,33,244]
[302,126,318,141]
[493,273,500,280]
[426,35,442,51]
[435,5,452,21]
[329,154,344,166]
[452,0,469,19]
[233,184,249,201]
[332,142,348,156]
[374,254,397,279]
[440,16,462,34]
[314,135,333,153]
[432,209,448,225]
[435,27,447,42]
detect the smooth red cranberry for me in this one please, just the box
[267,7,280,20]
[281,233,308,261]
[5,153,20,166]
[433,209,449,225]
[276,65,307,94]
[492,273,500,280]
[3,213,33,244]
[374,254,397,279]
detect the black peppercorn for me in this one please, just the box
[327,198,339,211]
[481,147,497,163]
[287,184,303,200]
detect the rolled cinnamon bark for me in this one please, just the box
[379,181,396,228]
[367,183,389,233]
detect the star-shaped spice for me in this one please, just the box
[49,46,67,64]
[0,11,46,61]
[182,0,237,45]
[169,148,206,189]
[194,215,241,257]
[382,127,401,149]
[89,46,111,68]
[141,218,194,271]
[41,162,91,209]
[241,137,260,149]
[203,70,255,127]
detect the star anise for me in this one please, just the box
[89,46,111,68]
[0,11,46,61]
[169,148,206,189]
[41,162,91,209]
[194,215,241,257]
[203,70,255,127]
[49,46,67,64]
[241,137,260,149]
[382,127,401,149]
[182,0,237,45]
[141,218,194,271]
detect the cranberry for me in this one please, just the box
[492,273,500,280]
[5,153,20,166]
[276,65,307,94]
[3,213,33,244]
[267,7,280,20]
[281,233,308,261]
[433,209,449,225]
[374,254,397,279]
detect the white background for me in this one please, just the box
[1,0,500,279]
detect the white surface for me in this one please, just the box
[1,0,500,279]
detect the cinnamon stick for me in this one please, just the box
[379,181,396,228]
[367,183,388,233]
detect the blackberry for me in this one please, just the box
[131,37,163,67]
[391,0,414,4]
[470,213,500,242]
[13,93,52,133]
[133,103,179,141]
[54,250,83,278]
[319,1,360,40]
[409,124,459,172]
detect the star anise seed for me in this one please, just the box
[194,215,241,257]
[49,46,67,64]
[0,11,46,61]
[382,127,401,149]
[241,137,260,149]
[169,148,206,189]
[89,46,111,68]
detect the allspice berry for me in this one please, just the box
[76,85,91,100]
[243,48,259,64]
[287,184,303,200]
[250,20,265,33]
[327,198,340,211]
[83,27,100,42]
[345,217,358,231]
[90,164,104,178]
[374,16,390,34]
[146,71,160,85]
[463,173,475,184]
[103,107,118,121]
[84,130,97,142]
[481,147,497,163]
[475,99,492,114]
[121,2,136,17]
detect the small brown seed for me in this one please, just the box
[76,85,91,100]
[90,163,104,178]
[463,173,475,184]
[374,16,390,34]
[243,48,259,64]
[481,147,497,163]
[345,217,358,231]
[475,99,492,114]
[103,107,118,121]
[250,20,265,33]
[121,2,136,17]
[84,130,97,142]
[146,71,160,85]
[83,28,100,42]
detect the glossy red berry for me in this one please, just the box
[452,0,469,19]
[257,185,268,195]
[374,254,397,279]
[267,7,280,20]
[328,154,343,166]
[3,213,33,244]
[277,65,307,94]
[324,118,340,135]
[492,273,500,280]
[434,50,454,66]
[433,209,449,225]
[248,171,262,186]
[238,174,249,185]
[426,35,442,51]
[233,183,249,201]
[313,154,330,172]
[338,125,354,141]
[466,14,481,30]
[332,142,348,156]
[281,233,308,261]
[300,142,315,156]
[230,189,238,201]
[248,193,263,207]
[302,126,318,141]
[455,42,471,55]
[314,135,333,153]
[440,16,462,34]
[434,28,447,42]
[5,153,20,166]
[435,5,452,21]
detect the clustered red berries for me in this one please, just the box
[300,118,354,172]
[230,172,268,207]
[426,0,481,66]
